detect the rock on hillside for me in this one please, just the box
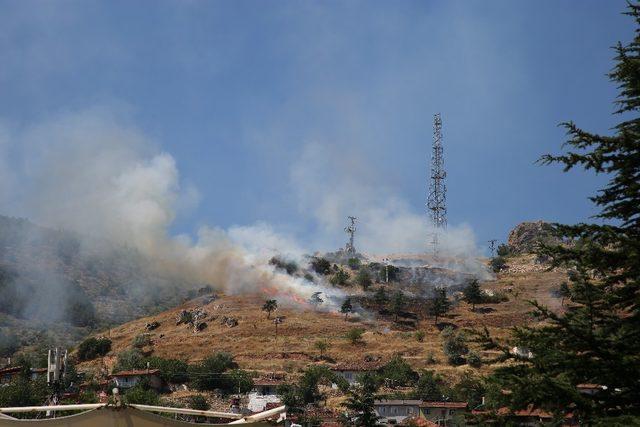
[507,221,561,254]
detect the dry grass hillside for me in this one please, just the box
[78,254,567,385]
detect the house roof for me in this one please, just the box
[374,399,422,406]
[0,366,47,375]
[332,361,381,371]
[111,369,160,378]
[0,366,22,375]
[253,372,286,386]
[420,401,468,409]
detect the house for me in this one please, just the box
[0,366,21,385]
[419,401,468,425]
[0,366,48,385]
[110,369,162,390]
[331,361,380,385]
[248,373,285,413]
[374,400,422,424]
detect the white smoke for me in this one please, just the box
[0,108,486,319]
[289,141,488,277]
[0,109,342,310]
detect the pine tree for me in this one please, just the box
[373,286,389,306]
[429,287,450,325]
[463,279,483,311]
[391,291,405,321]
[343,373,379,427]
[480,4,640,423]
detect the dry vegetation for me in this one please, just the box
[78,255,567,386]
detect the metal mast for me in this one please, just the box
[427,113,447,255]
[344,216,357,254]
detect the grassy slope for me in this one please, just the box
[79,254,567,387]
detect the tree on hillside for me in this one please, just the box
[330,268,350,286]
[343,372,379,427]
[341,298,354,320]
[355,269,372,291]
[463,279,483,311]
[478,4,640,423]
[373,286,389,306]
[262,299,278,319]
[497,244,511,257]
[378,355,418,387]
[314,340,329,359]
[310,257,332,275]
[391,291,405,322]
[413,370,445,401]
[428,287,450,325]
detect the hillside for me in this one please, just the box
[78,253,567,385]
[0,215,201,354]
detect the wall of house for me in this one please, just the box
[374,404,420,421]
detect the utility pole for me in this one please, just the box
[427,113,447,256]
[383,257,390,283]
[488,239,498,257]
[344,216,357,254]
[46,348,68,416]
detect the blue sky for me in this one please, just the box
[0,1,633,254]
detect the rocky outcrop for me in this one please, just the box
[507,221,560,254]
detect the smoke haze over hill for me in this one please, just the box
[0,108,486,324]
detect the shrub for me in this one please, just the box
[132,334,152,349]
[425,351,437,365]
[189,352,238,392]
[269,257,298,275]
[345,328,365,345]
[310,257,332,275]
[124,385,159,405]
[467,351,482,368]
[414,330,426,342]
[77,337,112,361]
[330,268,350,286]
[442,327,468,366]
[373,287,389,306]
[496,244,511,257]
[189,394,210,410]
[347,258,361,270]
[146,357,190,384]
[378,355,418,387]
[113,349,146,372]
[355,269,372,290]
[413,370,444,401]
[490,256,507,273]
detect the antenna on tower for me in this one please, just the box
[427,113,447,256]
[344,216,357,254]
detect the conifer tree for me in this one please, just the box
[463,279,483,311]
[480,4,640,423]
[429,287,450,325]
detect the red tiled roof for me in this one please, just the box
[110,369,160,377]
[420,401,468,409]
[0,366,22,375]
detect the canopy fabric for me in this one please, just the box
[0,407,272,427]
